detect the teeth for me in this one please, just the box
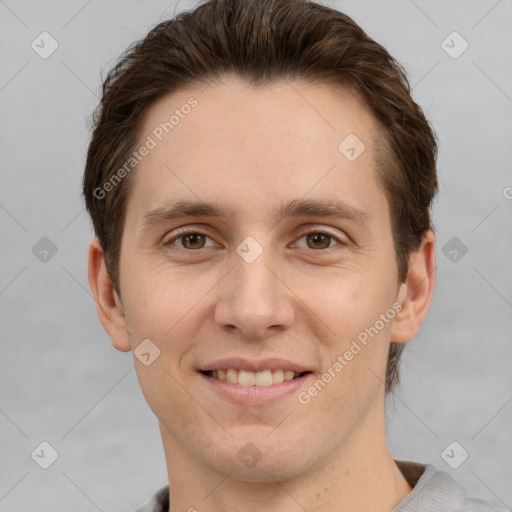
[272,369,284,384]
[226,369,238,384]
[284,370,295,381]
[238,370,255,387]
[254,369,272,386]
[208,368,305,386]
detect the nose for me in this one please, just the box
[214,245,295,340]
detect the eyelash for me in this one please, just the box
[165,227,346,251]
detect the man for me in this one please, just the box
[83,0,504,510]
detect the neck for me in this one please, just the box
[160,404,412,512]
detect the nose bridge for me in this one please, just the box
[214,238,294,336]
[236,250,277,302]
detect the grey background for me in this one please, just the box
[1,0,511,510]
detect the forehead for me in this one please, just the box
[127,76,387,224]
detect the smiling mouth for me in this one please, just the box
[200,369,312,386]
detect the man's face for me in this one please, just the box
[117,77,404,480]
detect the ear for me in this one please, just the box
[87,237,132,352]
[390,230,436,343]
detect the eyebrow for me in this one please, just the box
[140,198,371,228]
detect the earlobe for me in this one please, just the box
[87,237,132,352]
[390,230,436,343]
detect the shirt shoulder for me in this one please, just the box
[133,485,169,512]
[457,496,509,512]
[393,460,508,512]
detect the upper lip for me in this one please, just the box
[199,357,312,373]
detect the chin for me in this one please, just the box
[212,455,306,484]
[204,433,313,483]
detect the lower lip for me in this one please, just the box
[198,372,314,405]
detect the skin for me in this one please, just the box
[88,76,435,512]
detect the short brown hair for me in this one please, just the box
[83,0,438,392]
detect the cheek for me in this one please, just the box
[121,269,205,420]
[120,259,219,393]
[305,273,396,393]
[308,275,394,337]
[120,254,199,335]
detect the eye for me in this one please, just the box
[166,229,218,250]
[164,228,345,251]
[294,230,345,250]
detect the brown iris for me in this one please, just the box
[306,233,332,250]
[181,233,206,249]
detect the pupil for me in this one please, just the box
[185,234,204,249]
[308,233,330,249]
